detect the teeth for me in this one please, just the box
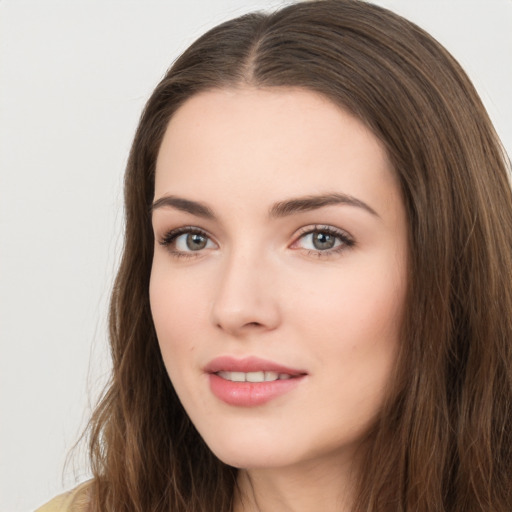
[217,371,292,383]
[246,371,265,382]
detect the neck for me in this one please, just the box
[233,452,358,512]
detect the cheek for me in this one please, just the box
[285,256,405,401]
[149,263,207,363]
[289,262,404,341]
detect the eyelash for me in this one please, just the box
[158,224,355,259]
[158,226,215,259]
[293,225,355,257]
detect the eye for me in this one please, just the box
[292,225,354,255]
[159,227,216,256]
[302,231,340,250]
[175,232,212,251]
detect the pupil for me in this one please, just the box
[313,231,335,250]
[187,233,207,250]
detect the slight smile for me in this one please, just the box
[217,371,293,382]
[205,356,307,407]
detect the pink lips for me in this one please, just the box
[204,356,306,407]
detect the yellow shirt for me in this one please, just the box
[35,481,91,512]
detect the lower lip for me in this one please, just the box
[209,373,304,407]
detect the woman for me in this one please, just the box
[38,0,512,510]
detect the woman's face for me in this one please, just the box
[150,87,408,470]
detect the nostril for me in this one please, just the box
[246,322,263,328]
[215,320,264,332]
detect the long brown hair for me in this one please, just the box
[84,1,512,510]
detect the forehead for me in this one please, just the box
[154,87,399,221]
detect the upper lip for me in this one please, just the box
[204,356,307,376]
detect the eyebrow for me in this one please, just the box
[151,192,379,219]
[269,193,379,218]
[151,195,215,218]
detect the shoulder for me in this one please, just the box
[35,481,92,512]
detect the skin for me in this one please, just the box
[150,87,408,511]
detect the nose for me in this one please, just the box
[210,249,281,337]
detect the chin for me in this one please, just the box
[211,446,297,470]
[198,429,300,469]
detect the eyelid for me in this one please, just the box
[157,224,355,259]
[158,225,218,257]
[290,224,355,254]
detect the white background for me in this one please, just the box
[1,1,511,510]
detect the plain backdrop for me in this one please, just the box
[1,1,511,510]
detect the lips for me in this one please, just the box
[204,355,305,375]
[204,356,307,407]
[216,370,292,382]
